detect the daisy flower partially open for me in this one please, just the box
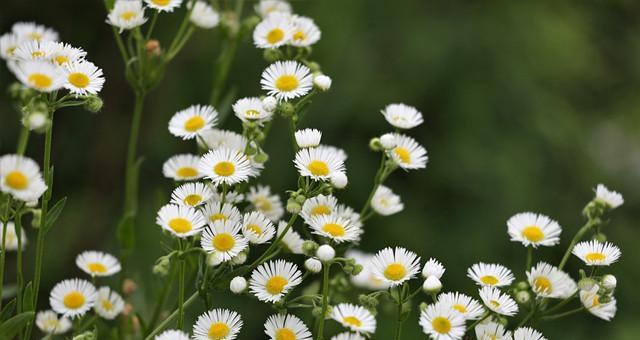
[250,259,303,303]
[156,204,206,238]
[200,220,248,262]
[36,310,71,335]
[189,1,220,29]
[295,128,322,148]
[233,97,272,124]
[202,202,242,225]
[169,104,218,140]
[49,42,86,66]
[199,147,252,186]
[594,184,623,209]
[107,0,147,32]
[50,279,97,318]
[253,12,293,49]
[290,15,321,47]
[513,327,547,340]
[255,0,292,17]
[156,330,190,340]
[193,309,243,340]
[15,60,64,92]
[370,247,421,287]
[419,302,466,340]
[0,221,26,251]
[422,258,445,279]
[526,262,577,299]
[331,303,377,334]
[12,22,59,42]
[294,147,345,181]
[171,182,214,207]
[162,154,203,181]
[478,286,519,316]
[198,129,247,152]
[300,194,338,223]
[475,322,511,340]
[246,185,284,222]
[467,263,514,287]
[75,251,121,277]
[261,61,312,101]
[94,286,124,320]
[580,284,617,321]
[387,133,428,170]
[0,33,20,59]
[264,313,312,340]
[382,103,424,129]
[308,214,362,243]
[572,240,621,266]
[346,249,390,291]
[13,41,54,61]
[210,188,245,204]
[277,221,305,254]
[438,292,485,320]
[0,154,47,202]
[331,333,365,340]
[371,185,404,216]
[507,212,561,248]
[63,60,105,96]
[241,211,276,244]
[145,0,182,12]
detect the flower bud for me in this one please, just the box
[601,274,617,290]
[306,62,321,73]
[305,258,322,273]
[515,290,531,304]
[253,152,269,164]
[207,252,224,267]
[23,111,49,131]
[419,302,429,312]
[286,200,302,214]
[369,137,383,151]
[593,232,607,242]
[330,172,348,189]
[295,194,307,204]
[231,252,248,265]
[302,240,319,256]
[514,281,529,291]
[84,95,104,113]
[145,39,162,56]
[73,331,96,340]
[578,277,597,292]
[279,102,295,117]
[263,48,283,63]
[152,256,171,276]
[422,276,442,294]
[230,276,247,294]
[380,133,397,149]
[31,209,42,228]
[359,294,379,309]
[352,264,364,276]
[262,96,278,112]
[313,74,332,91]
[316,244,335,262]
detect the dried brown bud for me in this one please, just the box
[122,303,134,317]
[122,278,137,295]
[146,39,161,56]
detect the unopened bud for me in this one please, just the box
[263,48,282,63]
[72,331,96,340]
[352,264,363,276]
[422,276,442,294]
[279,102,295,117]
[380,133,397,149]
[84,96,103,113]
[207,252,224,267]
[231,252,248,265]
[369,137,383,151]
[305,258,322,273]
[330,172,348,189]
[253,152,269,164]
[578,277,597,292]
[515,281,529,291]
[286,201,302,214]
[122,279,138,295]
[302,240,319,256]
[262,96,278,112]
[31,209,42,228]
[230,276,247,294]
[153,256,171,276]
[601,274,617,291]
[306,62,321,73]
[316,244,335,262]
[593,232,607,242]
[145,39,162,56]
[313,74,332,91]
[515,290,531,304]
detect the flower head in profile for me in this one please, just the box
[419,302,466,340]
[107,0,147,32]
[580,284,617,321]
[572,240,621,266]
[308,214,362,244]
[255,0,292,18]
[277,221,305,254]
[513,327,547,340]
[475,321,511,340]
[250,259,303,303]
[330,333,365,340]
[370,247,421,287]
[12,40,55,61]
[145,0,183,12]
[0,33,20,60]
[202,202,242,226]
[381,103,423,129]
[12,22,59,42]
[169,104,218,140]
[49,279,97,318]
[253,12,293,48]
[467,262,514,287]
[264,313,312,340]
[233,97,272,124]
[94,286,124,320]
[331,303,377,334]
[199,147,252,186]
[478,286,518,316]
[387,133,428,170]
[438,292,485,320]
[241,211,276,244]
[422,258,445,279]
[171,182,214,207]
[198,129,248,152]
[49,42,86,66]
[371,185,404,216]
[290,15,321,47]
[346,250,391,291]
[189,1,220,29]
[162,154,203,181]
[156,203,206,238]
[193,308,243,340]
[0,221,27,251]
[295,128,322,148]
[261,61,313,101]
[200,220,248,262]
[507,212,561,248]
[15,60,65,92]
[0,154,47,202]
[246,185,284,222]
[526,262,577,299]
[75,251,121,277]
[594,184,623,209]
[36,310,71,335]
[300,194,338,223]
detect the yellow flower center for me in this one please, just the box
[489,300,501,308]
[480,275,499,285]
[176,166,198,178]
[592,296,600,307]
[585,252,606,262]
[267,28,285,44]
[31,51,44,58]
[275,328,296,340]
[208,322,230,339]
[307,160,329,176]
[213,233,235,251]
[152,0,171,6]
[534,276,552,293]
[452,304,467,313]
[102,299,114,311]
[54,55,69,65]
[68,72,90,88]
[275,75,299,92]
[63,291,85,309]
[246,224,263,235]
[245,109,261,118]
[255,197,273,211]
[394,147,411,164]
[311,205,332,216]
[183,194,202,206]
[265,275,288,295]
[184,116,206,132]
[322,223,345,237]
[120,11,137,21]
[28,73,53,89]
[87,262,107,274]
[521,226,544,242]
[29,32,42,41]
[343,316,362,327]
[5,171,28,190]
[214,161,235,177]
[293,30,305,41]
[168,218,192,234]
[384,263,407,281]
[432,316,452,334]
[210,213,227,222]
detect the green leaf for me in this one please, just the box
[0,299,16,322]
[0,312,35,338]
[117,214,135,259]
[22,282,34,312]
[44,196,67,232]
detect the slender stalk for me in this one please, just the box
[526,246,532,270]
[168,0,197,54]
[540,306,584,321]
[559,219,596,270]
[16,126,30,155]
[517,301,537,328]
[145,11,159,40]
[542,293,577,315]
[466,312,491,331]
[177,241,186,329]
[0,196,11,309]
[111,27,130,64]
[208,36,239,107]
[144,292,199,340]
[147,265,177,333]
[316,261,330,340]
[244,214,298,273]
[360,154,388,218]
[15,210,24,315]
[393,286,404,340]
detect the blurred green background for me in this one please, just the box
[2,0,640,338]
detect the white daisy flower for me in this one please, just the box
[233,97,272,123]
[0,221,26,251]
[49,42,86,66]
[294,147,346,181]
[75,250,121,277]
[300,194,338,223]
[335,204,363,229]
[438,292,485,320]
[526,262,577,299]
[156,203,206,238]
[93,286,124,320]
[145,0,182,12]
[255,0,292,17]
[513,327,547,340]
[200,220,248,262]
[572,240,621,266]
[241,211,276,244]
[36,310,71,334]
[12,40,55,61]
[246,185,284,222]
[422,258,445,279]
[382,103,424,129]
[209,188,245,204]
[467,263,515,287]
[193,309,243,340]
[290,15,321,47]
[317,145,348,162]
[370,247,421,287]
[107,0,147,32]
[371,185,404,216]
[169,104,218,140]
[199,147,252,186]
[201,202,242,225]
[0,33,20,59]
[295,128,322,148]
[0,154,47,202]
[387,133,428,169]
[49,279,97,318]
[63,60,105,96]
[253,12,293,49]
[580,284,616,321]
[478,287,519,316]
[331,333,365,340]
[162,154,203,181]
[264,313,312,340]
[249,259,303,303]
[15,60,64,92]
[198,129,247,152]
[346,249,391,291]
[594,184,623,209]
[308,214,362,243]
[419,302,466,340]
[171,182,214,207]
[156,330,190,340]
[261,61,313,101]
[12,22,59,42]
[330,303,376,334]
[475,321,512,340]
[189,1,220,29]
[277,221,305,254]
[507,212,561,248]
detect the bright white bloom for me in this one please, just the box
[294,147,345,181]
[0,221,26,251]
[330,172,348,189]
[507,212,562,248]
[526,262,577,299]
[305,258,322,273]
[423,276,442,294]
[198,129,247,151]
[331,333,365,340]
[379,133,397,149]
[107,0,147,32]
[370,247,421,287]
[371,185,403,216]
[295,128,322,148]
[422,258,445,279]
[317,145,348,162]
[580,284,616,321]
[201,202,242,225]
[316,244,335,261]
[156,203,206,238]
[346,250,390,291]
[290,15,321,47]
[262,96,278,111]
[336,204,362,229]
[49,42,86,66]
[145,0,183,12]
[438,292,485,320]
[478,287,519,316]
[162,154,203,181]
[233,97,272,123]
[264,314,312,340]
[230,276,247,294]
[93,286,124,320]
[513,327,547,340]
[63,60,105,96]
[300,194,338,223]
[15,60,64,92]
[199,147,252,185]
[255,0,292,17]
[382,103,423,129]
[419,302,466,340]
[171,182,214,207]
[49,279,97,318]
[12,41,55,61]
[241,211,275,244]
[387,133,428,169]
[209,188,245,204]
[250,259,303,303]
[313,74,332,92]
[0,33,20,59]
[189,1,220,28]
[308,214,361,243]
[253,12,293,48]
[200,220,249,262]
[193,309,243,340]
[155,330,189,340]
[169,104,218,140]
[594,184,623,209]
[36,310,71,334]
[246,185,284,221]
[572,240,621,266]
[75,251,121,277]
[467,263,515,287]
[0,154,47,202]
[475,322,512,340]
[261,61,313,101]
[331,303,376,334]
[12,22,58,42]
[277,221,305,254]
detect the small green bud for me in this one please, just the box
[295,195,306,204]
[419,302,429,312]
[369,137,383,151]
[599,295,613,304]
[515,281,529,291]
[578,277,597,291]
[306,61,321,73]
[279,102,295,117]
[302,240,319,257]
[31,209,42,228]
[153,256,171,276]
[8,82,23,99]
[343,264,354,274]
[241,16,261,34]
[263,48,283,63]
[515,290,531,304]
[253,152,269,164]
[311,306,324,318]
[84,95,104,113]
[73,331,96,340]
[352,264,364,276]
[244,145,257,156]
[593,232,607,242]
[286,200,301,214]
[496,315,508,326]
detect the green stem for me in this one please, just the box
[145,11,159,40]
[517,301,537,328]
[244,214,298,274]
[559,219,597,270]
[540,306,584,321]
[16,126,30,155]
[526,246,532,270]
[542,293,577,315]
[144,292,199,340]
[466,312,491,331]
[0,196,10,310]
[147,265,177,333]
[15,210,24,315]
[177,241,186,329]
[166,27,195,61]
[168,0,197,54]
[316,261,330,340]
[360,154,389,218]
[209,35,239,108]
[111,27,130,63]
[393,286,405,340]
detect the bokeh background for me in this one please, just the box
[2,0,640,338]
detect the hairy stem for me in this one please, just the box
[559,219,596,270]
[316,261,330,340]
